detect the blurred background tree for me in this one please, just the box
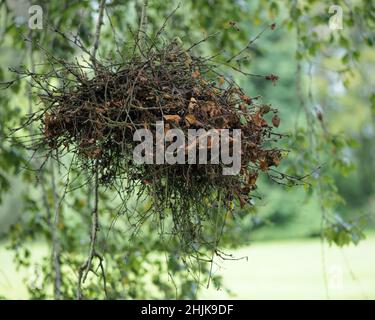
[0,0,374,299]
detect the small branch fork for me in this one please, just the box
[77,168,107,299]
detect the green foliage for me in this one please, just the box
[324,214,367,247]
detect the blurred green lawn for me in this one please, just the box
[1,234,374,300]
[0,242,47,299]
[201,233,375,300]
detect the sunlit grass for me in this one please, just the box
[201,233,375,300]
[0,242,48,299]
[1,234,374,299]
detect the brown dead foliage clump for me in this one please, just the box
[17,34,292,252]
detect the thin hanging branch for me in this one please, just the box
[51,159,62,299]
[27,30,62,299]
[294,13,329,299]
[78,169,101,299]
[77,0,107,300]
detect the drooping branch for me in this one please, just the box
[50,159,62,299]
[77,168,101,300]
[26,30,62,299]
[77,0,107,300]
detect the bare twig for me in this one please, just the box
[138,0,148,47]
[51,159,62,299]
[77,168,100,300]
[91,0,107,67]
[226,24,270,63]
[77,0,106,300]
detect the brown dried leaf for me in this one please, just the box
[247,172,258,186]
[92,148,102,158]
[234,190,247,208]
[259,157,268,171]
[252,112,268,127]
[163,114,181,124]
[192,87,200,96]
[185,114,197,125]
[188,97,198,112]
[218,76,225,86]
[272,115,280,127]
[202,101,221,117]
[163,93,172,100]
[241,95,252,105]
[192,69,200,78]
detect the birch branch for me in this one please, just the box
[91,0,107,66]
[78,0,107,299]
